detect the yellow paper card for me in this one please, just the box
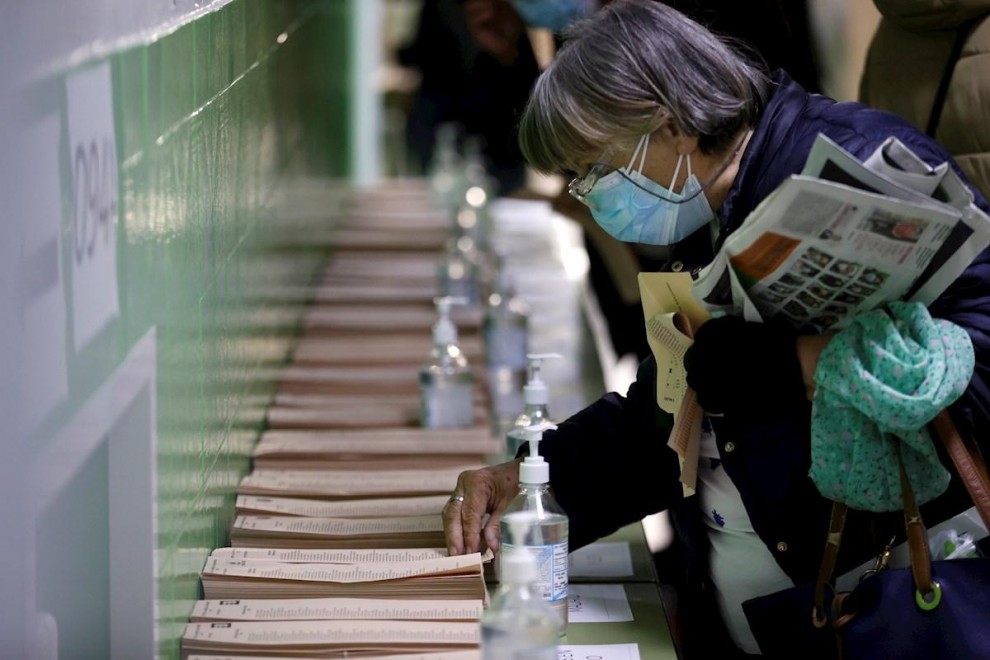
[638,272,710,414]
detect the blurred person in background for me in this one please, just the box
[398,0,540,194]
[860,0,990,198]
[462,0,824,363]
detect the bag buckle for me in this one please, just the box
[859,536,896,582]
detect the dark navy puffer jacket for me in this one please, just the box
[535,71,990,589]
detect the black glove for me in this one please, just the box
[683,316,804,414]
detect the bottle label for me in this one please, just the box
[503,541,569,602]
[421,381,473,428]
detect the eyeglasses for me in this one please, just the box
[567,129,748,208]
[568,160,699,207]
[568,162,616,202]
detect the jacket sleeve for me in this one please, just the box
[928,247,990,446]
[520,357,684,551]
[886,131,990,452]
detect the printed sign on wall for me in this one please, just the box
[65,61,119,351]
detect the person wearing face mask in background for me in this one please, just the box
[442,1,990,657]
[462,0,823,364]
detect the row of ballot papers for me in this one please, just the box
[182,181,642,659]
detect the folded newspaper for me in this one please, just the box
[693,134,990,331]
[644,135,990,496]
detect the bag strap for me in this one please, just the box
[811,410,989,626]
[926,17,980,137]
[897,448,934,597]
[931,409,990,530]
[812,501,847,627]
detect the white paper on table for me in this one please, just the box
[567,584,633,623]
[557,643,641,660]
[568,542,633,578]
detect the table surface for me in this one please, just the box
[488,200,680,660]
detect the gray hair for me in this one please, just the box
[519,0,769,174]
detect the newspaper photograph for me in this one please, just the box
[693,135,990,332]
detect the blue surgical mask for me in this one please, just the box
[580,134,715,245]
[509,0,595,33]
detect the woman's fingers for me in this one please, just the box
[442,461,522,556]
[460,477,491,554]
[442,472,472,555]
[482,502,506,553]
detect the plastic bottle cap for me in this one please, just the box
[433,296,467,345]
[523,353,562,406]
[434,316,457,345]
[519,423,556,484]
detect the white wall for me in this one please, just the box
[4,0,230,86]
[0,4,228,657]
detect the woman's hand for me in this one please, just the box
[796,333,834,400]
[684,316,807,413]
[443,459,522,555]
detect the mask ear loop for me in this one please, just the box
[668,153,685,192]
[626,134,650,173]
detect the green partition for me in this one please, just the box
[17,2,353,658]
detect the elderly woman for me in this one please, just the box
[443,0,990,657]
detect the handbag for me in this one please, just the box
[743,410,990,659]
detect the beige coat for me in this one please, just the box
[860,0,990,198]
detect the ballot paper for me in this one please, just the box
[557,644,641,660]
[199,552,488,600]
[568,542,633,579]
[208,547,450,563]
[235,494,450,518]
[567,585,633,623]
[181,619,480,656]
[236,467,467,498]
[229,514,446,549]
[187,653,481,660]
[292,334,483,365]
[251,429,501,470]
[189,597,483,622]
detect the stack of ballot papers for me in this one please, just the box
[186,650,482,660]
[207,547,452,563]
[234,495,450,518]
[229,515,446,550]
[290,335,484,366]
[181,620,481,657]
[189,597,483,622]
[250,429,501,470]
[301,304,482,337]
[185,186,506,660]
[266,392,487,431]
[236,467,468,499]
[200,551,489,600]
[187,655,481,660]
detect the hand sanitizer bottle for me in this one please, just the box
[500,423,569,634]
[482,512,560,660]
[505,354,560,460]
[460,138,496,255]
[420,297,474,428]
[429,123,464,213]
[437,231,481,305]
[484,268,530,378]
